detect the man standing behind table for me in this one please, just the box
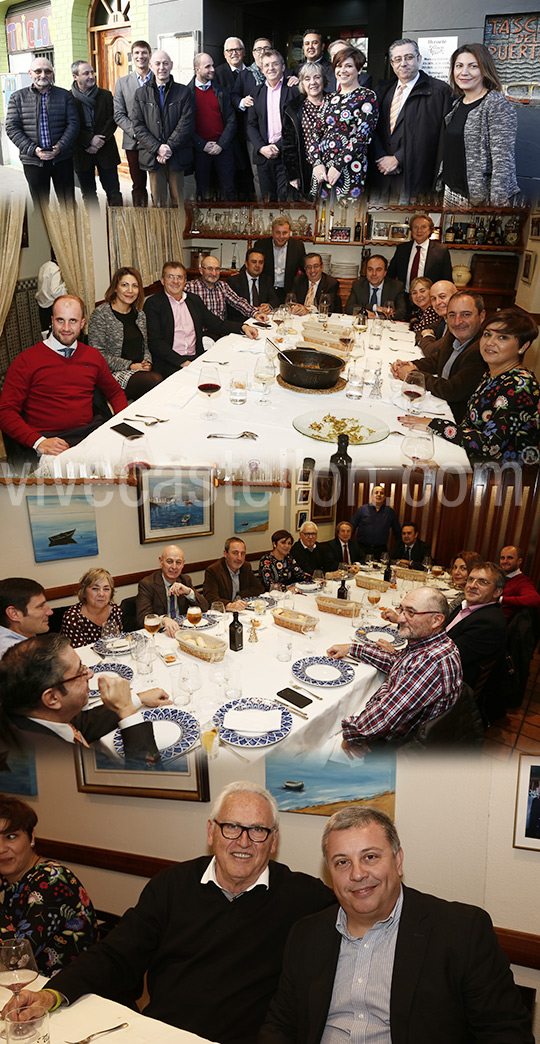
[4,782,336,1044]
[416,279,457,354]
[0,579,52,659]
[187,255,265,323]
[202,538,264,610]
[345,255,406,320]
[291,522,328,575]
[0,295,127,472]
[292,254,342,314]
[131,51,194,208]
[247,51,299,204]
[387,214,453,306]
[114,40,153,206]
[214,36,254,199]
[70,61,122,207]
[259,806,533,1044]
[226,248,279,315]
[5,57,79,205]
[389,521,431,569]
[254,217,306,304]
[189,53,237,200]
[370,37,452,202]
[136,544,208,636]
[499,545,540,620]
[351,485,401,558]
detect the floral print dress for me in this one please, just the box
[258,554,309,591]
[309,88,379,199]
[429,367,540,465]
[0,860,98,974]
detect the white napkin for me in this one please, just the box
[223,708,282,734]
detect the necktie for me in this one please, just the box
[342,543,350,565]
[389,83,405,133]
[410,244,422,282]
[62,347,75,358]
[369,286,378,309]
[232,68,239,77]
[70,725,90,747]
[158,84,166,111]
[251,279,259,306]
[169,592,177,619]
[305,281,317,308]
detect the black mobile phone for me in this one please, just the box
[276,687,312,708]
[111,422,144,438]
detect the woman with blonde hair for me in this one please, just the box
[60,568,123,647]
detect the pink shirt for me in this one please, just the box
[266,78,283,144]
[166,292,197,357]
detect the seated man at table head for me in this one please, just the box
[327,586,462,749]
[253,217,306,304]
[0,578,52,658]
[391,291,487,423]
[345,255,407,320]
[499,545,540,620]
[0,295,128,473]
[389,521,431,570]
[202,537,264,610]
[292,253,343,315]
[351,484,402,557]
[136,543,208,637]
[0,633,162,758]
[187,255,267,324]
[6,781,336,1044]
[446,562,507,688]
[227,248,280,315]
[416,279,457,353]
[291,522,327,574]
[323,522,365,573]
[259,805,533,1044]
[143,261,258,379]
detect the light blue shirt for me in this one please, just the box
[441,337,472,380]
[0,626,25,659]
[273,243,287,287]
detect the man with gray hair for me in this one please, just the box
[214,36,254,199]
[247,50,299,202]
[260,806,533,1043]
[291,521,327,574]
[71,60,122,206]
[132,50,194,207]
[328,586,462,746]
[189,52,236,199]
[8,781,334,1043]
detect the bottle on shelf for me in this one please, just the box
[476,218,486,245]
[354,219,362,242]
[229,611,243,652]
[466,214,477,245]
[444,216,455,243]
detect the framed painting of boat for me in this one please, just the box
[137,465,215,543]
[26,492,98,563]
[265,747,395,817]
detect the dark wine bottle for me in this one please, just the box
[330,434,352,469]
[229,611,243,651]
[383,561,392,582]
[337,578,349,600]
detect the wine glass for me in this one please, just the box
[273,305,286,333]
[401,372,426,413]
[401,426,434,465]
[264,337,278,363]
[144,613,161,646]
[353,306,368,332]
[367,588,381,620]
[384,300,395,323]
[198,364,221,420]
[371,315,384,349]
[339,326,353,351]
[101,615,122,650]
[285,292,297,314]
[0,941,38,1010]
[181,663,202,707]
[319,292,332,316]
[253,356,275,404]
[210,600,226,635]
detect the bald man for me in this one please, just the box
[132,51,194,207]
[6,57,79,204]
[417,280,457,356]
[189,52,236,199]
[136,545,208,636]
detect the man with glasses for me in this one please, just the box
[187,255,265,323]
[446,563,507,687]
[247,51,299,203]
[370,38,452,202]
[292,253,343,314]
[291,522,327,574]
[8,782,335,1043]
[0,634,164,756]
[215,37,255,199]
[327,587,462,748]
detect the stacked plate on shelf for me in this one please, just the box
[318,253,332,270]
[330,261,359,279]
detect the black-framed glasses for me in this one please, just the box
[397,606,440,618]
[215,821,273,842]
[60,664,91,685]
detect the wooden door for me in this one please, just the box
[90,25,132,177]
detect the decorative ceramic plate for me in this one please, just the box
[175,613,216,630]
[93,632,143,657]
[354,625,407,649]
[293,409,390,445]
[244,595,278,609]
[295,582,320,592]
[112,707,200,761]
[291,656,355,687]
[89,661,133,696]
[213,698,293,748]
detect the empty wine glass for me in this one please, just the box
[0,940,38,1010]
[253,356,275,404]
[101,615,122,647]
[401,372,426,413]
[401,425,434,464]
[284,292,297,314]
[181,663,202,707]
[198,364,221,420]
[210,600,226,635]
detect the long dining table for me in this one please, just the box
[35,315,470,478]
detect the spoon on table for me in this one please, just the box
[123,416,159,426]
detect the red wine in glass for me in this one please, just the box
[198,365,221,420]
[403,388,423,402]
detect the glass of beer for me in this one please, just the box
[187,605,203,627]
[144,613,161,646]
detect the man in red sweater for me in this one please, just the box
[0,295,127,471]
[499,545,540,620]
[190,52,236,199]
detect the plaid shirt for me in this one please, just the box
[342,631,462,741]
[186,278,255,322]
[37,86,52,149]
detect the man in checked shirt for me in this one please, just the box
[187,255,268,329]
[327,586,462,751]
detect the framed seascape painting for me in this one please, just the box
[266,748,396,817]
[233,489,270,534]
[74,745,210,801]
[513,754,540,851]
[27,492,98,563]
[137,466,215,543]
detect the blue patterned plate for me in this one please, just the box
[112,707,199,761]
[89,661,133,696]
[244,594,278,609]
[93,632,143,657]
[291,656,355,688]
[175,613,216,630]
[354,625,407,649]
[213,698,292,748]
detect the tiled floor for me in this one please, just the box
[483,648,540,761]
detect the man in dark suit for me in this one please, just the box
[292,253,342,314]
[71,61,122,206]
[293,30,333,82]
[323,522,365,571]
[136,544,208,634]
[370,38,452,203]
[113,40,152,206]
[0,634,161,760]
[227,248,280,316]
[260,806,532,1044]
[254,217,306,303]
[131,50,194,208]
[202,537,264,610]
[144,262,258,378]
[391,291,487,423]
[291,522,327,574]
[189,53,236,200]
[390,522,431,570]
[247,50,299,203]
[387,214,453,305]
[345,255,406,320]
[447,563,507,688]
[214,36,254,200]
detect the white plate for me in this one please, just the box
[392,391,447,415]
[293,409,390,446]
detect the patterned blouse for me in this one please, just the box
[60,602,124,649]
[429,366,540,465]
[258,554,309,591]
[301,98,328,157]
[308,87,379,199]
[0,860,98,975]
[410,305,439,335]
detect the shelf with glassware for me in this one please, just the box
[183,201,317,241]
[361,204,528,252]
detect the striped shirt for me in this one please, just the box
[186,278,255,322]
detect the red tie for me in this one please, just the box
[342,542,350,565]
[410,245,421,282]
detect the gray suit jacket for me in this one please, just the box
[114,71,146,151]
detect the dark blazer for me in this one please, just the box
[72,86,120,172]
[136,569,208,627]
[187,78,236,152]
[247,80,300,163]
[144,290,245,379]
[259,886,533,1044]
[387,240,453,285]
[345,276,406,320]
[390,538,431,569]
[412,330,487,424]
[202,558,264,605]
[132,77,194,172]
[253,237,306,293]
[214,64,252,172]
[290,540,327,575]
[447,602,507,687]
[322,537,365,571]
[292,272,343,313]
[9,707,159,761]
[227,267,280,312]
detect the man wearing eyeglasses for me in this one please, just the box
[327,586,462,749]
[7,781,335,1043]
[446,563,507,688]
[214,37,255,199]
[370,38,452,202]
